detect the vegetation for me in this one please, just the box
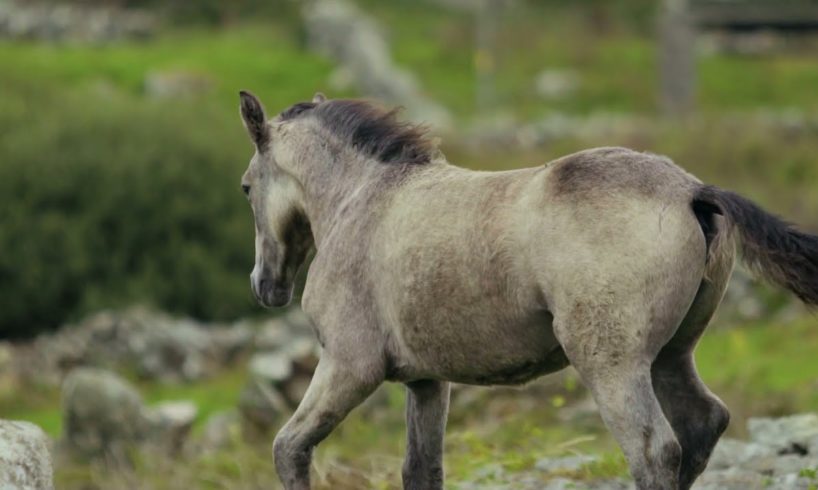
[3,0,818,336]
[0,314,814,488]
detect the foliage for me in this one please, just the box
[0,27,336,337]
[2,3,818,336]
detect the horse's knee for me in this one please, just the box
[273,430,311,486]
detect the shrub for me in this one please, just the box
[0,77,259,337]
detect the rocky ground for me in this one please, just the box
[1,307,817,489]
[451,414,818,489]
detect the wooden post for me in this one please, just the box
[659,0,696,116]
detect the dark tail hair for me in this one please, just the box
[693,185,818,305]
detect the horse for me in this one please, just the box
[237,90,818,490]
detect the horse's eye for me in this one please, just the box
[242,184,251,196]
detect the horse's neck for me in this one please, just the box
[298,154,386,246]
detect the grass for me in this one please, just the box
[0,24,342,116]
[2,2,818,487]
[359,0,818,119]
[2,312,816,489]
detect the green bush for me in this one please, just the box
[0,77,259,338]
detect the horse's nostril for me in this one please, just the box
[241,184,250,196]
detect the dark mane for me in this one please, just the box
[279,99,434,165]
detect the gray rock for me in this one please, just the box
[535,69,580,99]
[692,467,766,490]
[146,400,198,454]
[136,318,213,382]
[248,352,293,383]
[61,367,151,461]
[61,367,199,462]
[13,307,254,385]
[748,413,818,453]
[0,420,54,490]
[303,0,452,130]
[253,318,295,351]
[708,437,774,470]
[535,454,598,473]
[144,70,213,99]
[0,2,154,43]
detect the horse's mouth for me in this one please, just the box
[252,277,293,308]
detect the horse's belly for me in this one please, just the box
[391,309,569,385]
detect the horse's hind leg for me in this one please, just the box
[567,355,681,489]
[652,253,733,490]
[555,310,684,490]
[402,380,451,490]
[652,353,729,490]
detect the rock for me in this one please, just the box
[136,318,213,382]
[248,352,293,383]
[254,318,295,351]
[0,420,54,490]
[708,437,773,470]
[210,323,254,363]
[303,0,452,130]
[535,454,597,473]
[146,400,198,454]
[62,367,151,461]
[61,367,199,463]
[535,69,580,99]
[239,352,292,435]
[144,70,213,99]
[692,467,766,490]
[12,307,255,385]
[748,413,818,453]
[0,1,154,43]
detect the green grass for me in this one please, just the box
[0,24,341,115]
[2,314,815,488]
[358,0,818,119]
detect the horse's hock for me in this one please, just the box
[0,419,55,490]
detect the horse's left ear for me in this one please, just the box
[239,90,269,149]
[312,92,327,104]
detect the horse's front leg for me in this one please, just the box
[273,355,382,490]
[402,379,450,490]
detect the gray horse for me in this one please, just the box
[237,91,818,490]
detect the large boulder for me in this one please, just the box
[0,420,54,490]
[61,368,151,461]
[61,367,198,463]
[238,352,292,437]
[13,307,255,385]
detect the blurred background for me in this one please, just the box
[1,0,817,488]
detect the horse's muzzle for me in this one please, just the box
[250,271,292,308]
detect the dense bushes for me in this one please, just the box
[0,77,259,338]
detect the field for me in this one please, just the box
[2,0,818,488]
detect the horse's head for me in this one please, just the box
[239,91,317,308]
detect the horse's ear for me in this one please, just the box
[312,92,327,104]
[239,90,269,149]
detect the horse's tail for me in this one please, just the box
[692,184,818,305]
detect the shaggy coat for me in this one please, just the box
[238,91,818,490]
